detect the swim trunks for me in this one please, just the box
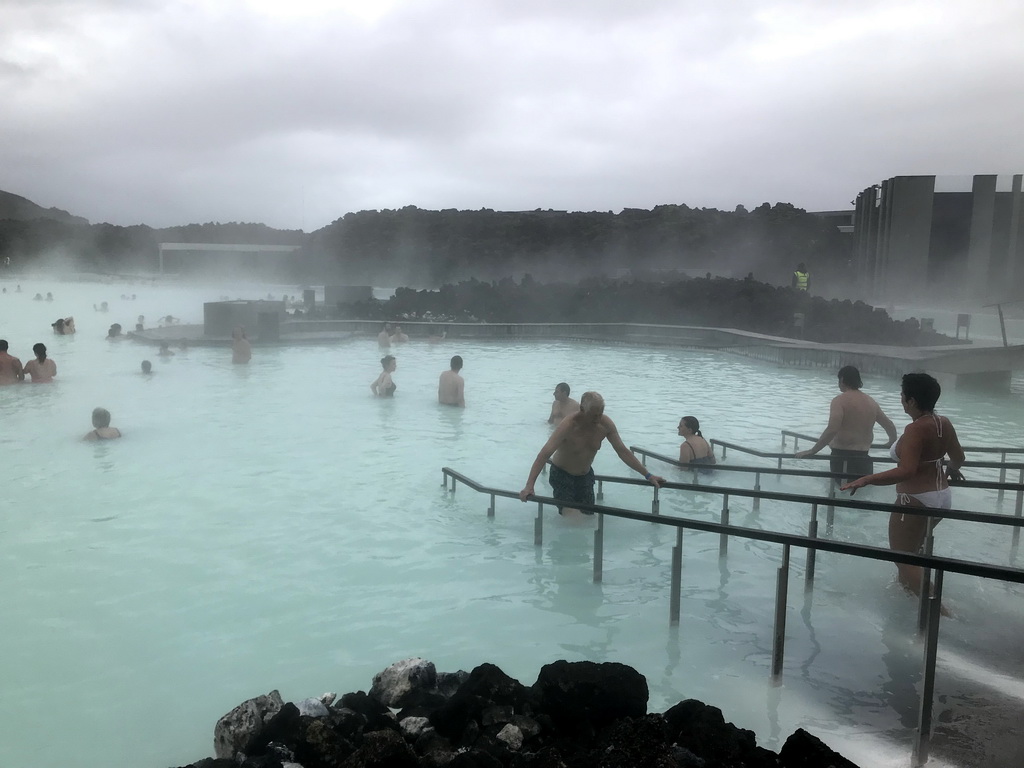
[829,448,872,478]
[548,464,596,515]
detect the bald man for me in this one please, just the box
[520,391,663,514]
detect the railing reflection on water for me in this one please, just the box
[440,465,1024,767]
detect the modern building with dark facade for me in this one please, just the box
[853,174,1024,303]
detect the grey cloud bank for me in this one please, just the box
[1,0,1022,230]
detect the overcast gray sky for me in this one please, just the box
[2,0,1021,230]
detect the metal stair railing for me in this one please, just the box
[440,466,1024,767]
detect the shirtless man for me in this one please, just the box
[795,365,897,478]
[0,340,24,384]
[548,382,579,424]
[377,323,393,348]
[520,391,664,514]
[23,343,56,382]
[231,327,251,364]
[438,355,465,407]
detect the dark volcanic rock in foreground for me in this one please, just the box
[175,658,859,768]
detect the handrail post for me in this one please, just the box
[805,503,819,590]
[652,485,660,516]
[451,477,457,496]
[534,502,544,547]
[442,471,448,491]
[488,493,495,518]
[720,494,730,558]
[826,478,836,536]
[780,432,787,453]
[913,569,944,767]
[753,472,761,513]
[593,514,604,583]
[597,479,604,501]
[670,527,683,625]
[998,451,1007,505]
[771,543,791,681]
[917,516,936,638]
[1013,469,1023,560]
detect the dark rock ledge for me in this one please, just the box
[175,658,859,768]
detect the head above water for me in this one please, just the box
[0,339,7,352]
[679,416,702,436]
[554,382,570,400]
[141,360,152,373]
[450,355,463,371]
[902,372,941,413]
[381,355,396,371]
[91,408,112,428]
[837,365,862,390]
[579,391,604,416]
[33,343,46,360]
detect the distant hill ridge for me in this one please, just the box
[0,190,90,225]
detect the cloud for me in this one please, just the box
[1,0,1022,229]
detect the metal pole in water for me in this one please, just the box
[597,479,604,501]
[652,486,660,516]
[917,516,936,638]
[805,503,819,591]
[1013,469,1023,559]
[487,493,495,518]
[753,472,761,513]
[913,569,944,767]
[826,478,836,536]
[771,544,791,681]
[670,527,683,625]
[998,451,1007,505]
[534,503,544,547]
[593,514,604,583]
[720,494,730,558]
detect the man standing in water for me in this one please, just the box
[795,365,898,477]
[438,355,465,407]
[548,382,579,424]
[520,391,664,515]
[0,340,24,383]
[232,327,252,364]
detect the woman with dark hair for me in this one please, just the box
[678,416,716,468]
[371,355,397,397]
[23,343,57,382]
[842,373,965,597]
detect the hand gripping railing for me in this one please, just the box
[781,430,1024,505]
[630,445,1024,555]
[440,466,1024,767]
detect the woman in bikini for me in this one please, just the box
[678,416,716,469]
[841,373,965,597]
[370,355,397,397]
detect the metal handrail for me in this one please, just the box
[440,465,1024,766]
[781,429,1024,455]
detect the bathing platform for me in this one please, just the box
[130,317,1024,391]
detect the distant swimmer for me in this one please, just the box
[84,407,122,441]
[107,324,123,339]
[795,365,898,478]
[438,355,465,407]
[231,326,252,364]
[63,317,75,334]
[377,323,393,348]
[158,342,175,357]
[136,315,145,331]
[519,391,664,515]
[141,360,153,375]
[677,416,716,469]
[371,355,397,397]
[45,292,53,302]
[33,293,43,301]
[0,340,24,384]
[427,328,447,344]
[391,325,409,343]
[23,343,56,382]
[548,382,580,424]
[52,318,66,335]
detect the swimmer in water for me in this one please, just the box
[158,342,175,357]
[677,416,716,469]
[232,326,251,364]
[377,323,393,348]
[548,382,580,424]
[84,407,122,441]
[141,360,153,375]
[438,355,465,407]
[23,343,56,382]
[0,339,24,384]
[371,355,397,397]
[391,325,409,343]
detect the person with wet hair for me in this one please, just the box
[520,391,664,516]
[52,318,66,335]
[371,355,397,397]
[0,339,24,384]
[23,343,56,382]
[438,355,465,407]
[842,373,965,599]
[548,382,579,424]
[795,365,897,479]
[677,416,716,469]
[84,407,122,441]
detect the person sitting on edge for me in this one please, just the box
[795,365,898,479]
[84,407,122,441]
[371,355,397,397]
[232,327,251,364]
[391,325,409,343]
[0,339,24,384]
[158,342,175,357]
[678,416,716,469]
[377,323,393,347]
[24,343,56,382]
[141,360,153,375]
[438,355,465,407]
[548,382,580,424]
[519,391,664,516]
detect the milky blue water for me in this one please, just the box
[1,277,1022,768]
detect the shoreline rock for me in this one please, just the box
[177,659,859,768]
